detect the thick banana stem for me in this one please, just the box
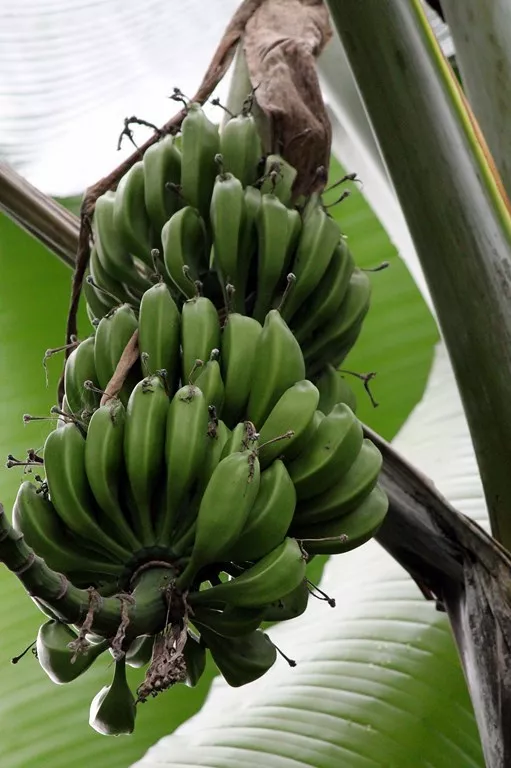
[0,505,174,638]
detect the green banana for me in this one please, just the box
[157,384,210,544]
[262,578,309,622]
[191,605,265,638]
[162,206,208,298]
[233,185,262,313]
[220,112,262,187]
[220,313,262,427]
[259,155,297,206]
[287,403,363,500]
[281,204,341,323]
[125,635,155,668]
[200,627,277,688]
[143,135,182,235]
[138,282,180,387]
[225,459,296,562]
[195,418,230,496]
[180,102,220,222]
[292,438,383,525]
[220,421,247,459]
[43,423,131,562]
[113,160,153,265]
[293,239,355,343]
[89,657,136,736]
[89,245,135,306]
[183,631,207,687]
[295,484,389,555]
[93,303,139,404]
[181,296,221,382]
[176,449,261,589]
[82,272,116,320]
[194,350,225,413]
[284,408,325,462]
[246,310,306,427]
[258,380,319,469]
[84,399,142,552]
[313,364,358,415]
[37,621,107,684]
[252,193,290,322]
[188,537,306,608]
[12,481,123,579]
[210,170,245,301]
[64,335,100,416]
[124,375,169,545]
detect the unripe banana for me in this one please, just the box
[64,336,100,416]
[210,170,245,301]
[143,135,182,235]
[225,459,296,562]
[176,449,261,589]
[252,193,290,322]
[199,628,277,688]
[181,296,221,382]
[94,303,139,404]
[83,272,116,320]
[124,375,169,546]
[260,155,297,206]
[262,579,309,622]
[293,438,382,526]
[194,350,225,413]
[257,380,319,469]
[295,484,389,555]
[183,632,207,688]
[157,384,210,544]
[192,605,265,639]
[12,481,123,579]
[234,185,262,313]
[284,409,325,462]
[188,537,306,608]
[313,364,357,416]
[220,313,263,428]
[180,102,220,222]
[246,310,306,427]
[138,282,180,387]
[281,204,341,323]
[287,403,363,500]
[113,160,153,266]
[220,112,262,187]
[220,421,248,459]
[162,206,208,298]
[294,239,355,343]
[37,621,107,684]
[85,399,142,552]
[89,657,136,736]
[89,245,135,306]
[43,423,130,562]
[125,635,155,669]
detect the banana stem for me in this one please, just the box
[0,505,175,638]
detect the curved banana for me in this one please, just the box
[210,170,245,302]
[191,605,265,639]
[199,628,277,688]
[220,112,262,188]
[251,193,290,322]
[194,350,225,414]
[89,657,136,736]
[162,206,208,298]
[220,313,262,427]
[37,621,107,684]
[284,409,325,462]
[313,364,357,415]
[180,102,220,222]
[259,155,297,206]
[183,632,207,687]
[262,579,309,622]
[181,296,221,383]
[113,160,153,266]
[125,635,155,669]
[89,245,135,307]
[93,303,139,405]
[138,282,180,387]
[234,185,262,313]
[64,336,100,416]
[143,135,182,235]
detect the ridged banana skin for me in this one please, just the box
[252,193,290,323]
[257,380,319,469]
[85,400,142,552]
[282,205,341,323]
[306,319,366,380]
[220,313,263,428]
[93,191,152,293]
[143,135,182,235]
[196,419,230,495]
[293,438,383,526]
[199,628,277,688]
[303,269,372,368]
[138,282,180,386]
[124,375,169,546]
[313,365,358,416]
[194,357,225,414]
[188,537,306,608]
[234,185,262,314]
[93,304,139,401]
[83,272,116,320]
[158,384,210,544]
[37,621,107,684]
[262,578,309,622]
[220,422,246,459]
[260,154,297,206]
[181,296,221,382]
[284,408,325,462]
[176,450,261,589]
[162,206,208,298]
[287,403,364,500]
[125,635,155,669]
[64,336,100,416]
[113,160,153,265]
[43,424,130,563]
[220,113,262,188]
[12,481,123,579]
[89,245,134,306]
[192,605,265,639]
[246,310,306,428]
[225,459,296,562]
[294,240,355,343]
[210,172,245,299]
[180,102,220,223]
[295,484,389,555]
